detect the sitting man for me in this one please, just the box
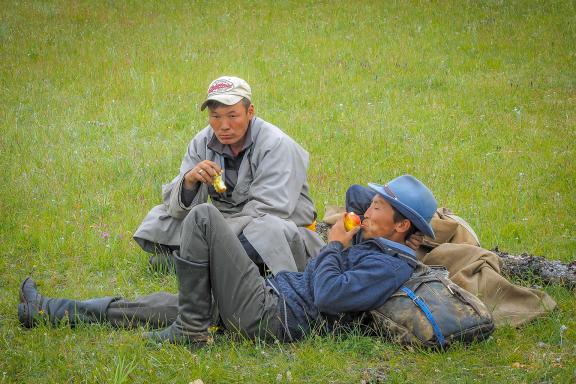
[134,75,323,274]
[18,175,437,347]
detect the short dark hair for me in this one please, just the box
[392,207,418,239]
[206,97,251,111]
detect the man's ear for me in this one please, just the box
[247,104,255,118]
[395,219,412,235]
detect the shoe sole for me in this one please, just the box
[18,302,33,328]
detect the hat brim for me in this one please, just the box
[200,94,244,111]
[368,183,435,239]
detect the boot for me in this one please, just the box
[144,252,211,347]
[18,277,116,328]
[148,246,176,274]
[148,253,176,274]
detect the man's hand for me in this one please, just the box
[406,231,424,251]
[328,213,360,248]
[183,160,221,190]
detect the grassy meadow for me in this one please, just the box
[1,0,575,382]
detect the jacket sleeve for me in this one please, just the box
[312,244,413,314]
[164,133,209,219]
[238,135,309,219]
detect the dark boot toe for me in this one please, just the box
[18,277,41,327]
[19,277,38,304]
[148,254,176,274]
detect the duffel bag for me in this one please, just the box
[370,264,494,350]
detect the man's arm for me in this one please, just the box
[312,246,413,315]
[163,132,211,219]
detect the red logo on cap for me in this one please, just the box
[208,80,234,95]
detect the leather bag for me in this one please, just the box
[370,263,495,350]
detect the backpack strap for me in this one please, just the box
[394,252,430,277]
[401,286,447,348]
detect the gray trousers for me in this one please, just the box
[106,293,178,329]
[107,204,284,340]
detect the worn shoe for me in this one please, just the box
[143,251,213,347]
[18,277,116,328]
[18,277,43,328]
[148,253,176,274]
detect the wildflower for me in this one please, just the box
[559,324,567,346]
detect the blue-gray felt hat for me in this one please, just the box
[368,175,437,238]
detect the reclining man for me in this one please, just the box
[19,174,437,346]
[134,75,324,274]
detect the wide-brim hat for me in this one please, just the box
[200,76,252,111]
[368,175,437,238]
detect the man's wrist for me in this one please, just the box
[183,179,197,190]
[327,241,345,251]
[182,171,199,190]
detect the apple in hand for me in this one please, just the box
[343,212,361,231]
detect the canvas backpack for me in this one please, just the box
[370,261,495,350]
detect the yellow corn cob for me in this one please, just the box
[212,172,227,193]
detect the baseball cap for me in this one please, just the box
[200,76,252,111]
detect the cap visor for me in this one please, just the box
[200,94,243,111]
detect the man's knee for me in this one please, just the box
[345,184,375,214]
[183,203,220,228]
[346,184,371,201]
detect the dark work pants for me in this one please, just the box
[106,293,178,329]
[345,184,376,219]
[105,187,374,332]
[179,204,283,340]
[106,204,283,340]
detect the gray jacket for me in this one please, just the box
[134,117,325,274]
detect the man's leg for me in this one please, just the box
[147,244,179,274]
[148,233,269,275]
[106,293,178,329]
[18,278,116,328]
[18,278,180,330]
[346,184,376,219]
[147,204,281,345]
[203,213,281,340]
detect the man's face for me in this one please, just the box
[362,194,404,241]
[208,102,254,147]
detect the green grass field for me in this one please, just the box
[1,1,574,382]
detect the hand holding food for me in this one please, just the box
[328,212,360,247]
[184,160,221,189]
